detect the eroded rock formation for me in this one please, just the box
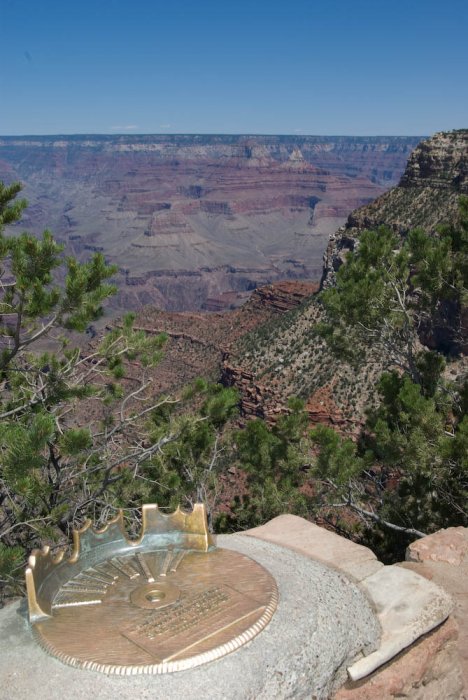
[217,131,468,431]
[321,129,468,356]
[0,134,418,312]
[322,129,468,289]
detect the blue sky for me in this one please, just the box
[0,0,467,136]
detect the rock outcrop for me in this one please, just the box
[402,527,468,695]
[322,129,468,289]
[221,364,276,421]
[248,280,319,313]
[334,618,462,700]
[401,130,468,192]
[213,130,468,432]
[321,129,468,357]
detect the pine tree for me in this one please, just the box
[0,183,168,595]
[319,197,468,376]
[311,198,468,560]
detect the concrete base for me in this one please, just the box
[0,535,379,700]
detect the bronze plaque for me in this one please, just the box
[26,506,278,674]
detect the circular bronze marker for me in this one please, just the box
[32,547,278,674]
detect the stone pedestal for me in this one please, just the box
[0,534,379,700]
[0,520,464,700]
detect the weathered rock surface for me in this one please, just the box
[242,517,465,699]
[334,617,463,700]
[243,514,383,582]
[401,527,468,697]
[400,130,468,192]
[248,280,319,313]
[406,526,468,566]
[322,129,468,290]
[347,565,453,681]
[0,134,418,312]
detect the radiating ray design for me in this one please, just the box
[52,565,118,609]
[170,550,186,572]
[52,592,104,608]
[135,552,154,582]
[109,557,141,580]
[52,550,186,609]
[92,562,123,583]
[160,549,173,577]
[145,548,186,579]
[86,566,118,584]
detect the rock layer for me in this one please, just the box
[0,134,419,312]
[322,129,468,289]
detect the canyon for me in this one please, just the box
[122,130,467,433]
[1,132,466,698]
[223,130,468,429]
[0,134,419,312]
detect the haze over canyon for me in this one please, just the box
[0,134,420,313]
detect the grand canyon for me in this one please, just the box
[1,131,467,699]
[0,134,420,312]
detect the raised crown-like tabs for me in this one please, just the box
[26,503,215,622]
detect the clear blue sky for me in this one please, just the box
[0,0,467,136]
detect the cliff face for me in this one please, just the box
[0,134,418,313]
[322,129,468,289]
[400,129,468,191]
[221,130,468,429]
[320,129,468,357]
[124,281,317,402]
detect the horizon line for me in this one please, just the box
[0,132,429,139]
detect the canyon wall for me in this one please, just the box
[322,129,468,288]
[0,134,419,312]
[322,129,468,355]
[219,130,468,430]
